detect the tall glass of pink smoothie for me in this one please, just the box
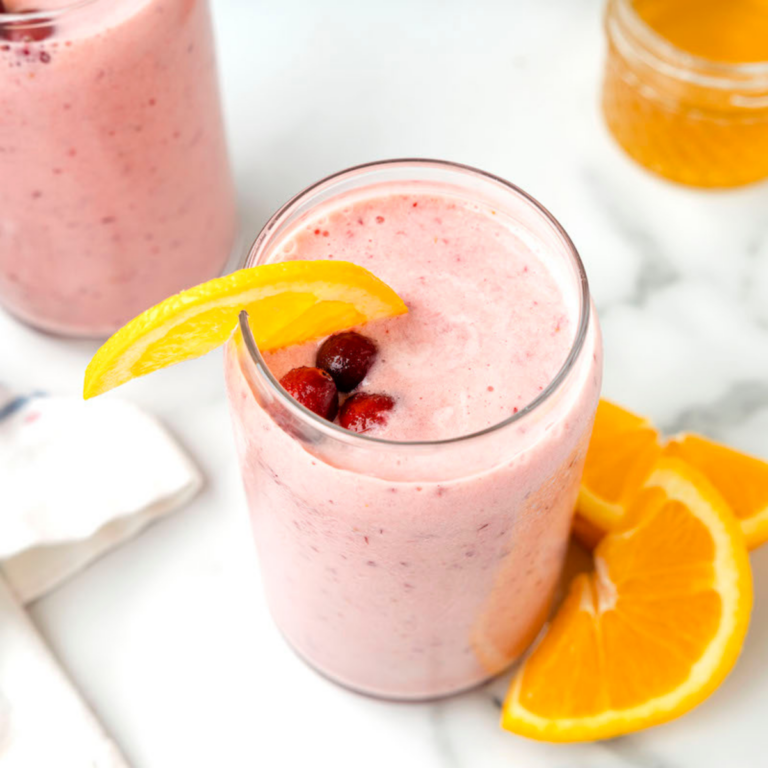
[0,0,238,337]
[225,160,602,700]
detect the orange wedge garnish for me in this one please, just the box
[503,458,752,742]
[84,261,407,399]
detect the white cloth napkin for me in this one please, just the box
[0,387,203,767]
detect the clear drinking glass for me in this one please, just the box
[225,160,603,700]
[0,0,238,337]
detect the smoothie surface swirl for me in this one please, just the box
[263,188,575,442]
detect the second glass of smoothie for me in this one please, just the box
[226,160,602,700]
[0,0,238,337]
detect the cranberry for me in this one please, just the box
[0,9,54,43]
[339,393,395,434]
[280,367,338,420]
[316,331,378,392]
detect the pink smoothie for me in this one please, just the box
[0,0,237,337]
[225,170,602,699]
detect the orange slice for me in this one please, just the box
[574,399,768,551]
[576,400,662,542]
[503,458,752,742]
[665,434,768,550]
[83,261,407,399]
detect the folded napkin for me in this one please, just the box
[0,387,203,767]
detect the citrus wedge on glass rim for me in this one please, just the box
[83,261,408,399]
[503,458,752,742]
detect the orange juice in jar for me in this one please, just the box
[602,0,768,187]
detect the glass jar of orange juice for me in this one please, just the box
[602,0,768,187]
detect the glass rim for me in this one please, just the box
[610,0,768,89]
[237,157,592,449]
[0,0,96,23]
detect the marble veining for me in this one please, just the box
[662,380,768,437]
[429,704,463,768]
[582,171,681,310]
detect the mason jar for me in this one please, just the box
[602,0,768,187]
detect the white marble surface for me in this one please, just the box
[2,0,768,765]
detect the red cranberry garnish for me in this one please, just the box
[280,367,338,420]
[316,331,378,392]
[339,393,395,434]
[0,9,54,43]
